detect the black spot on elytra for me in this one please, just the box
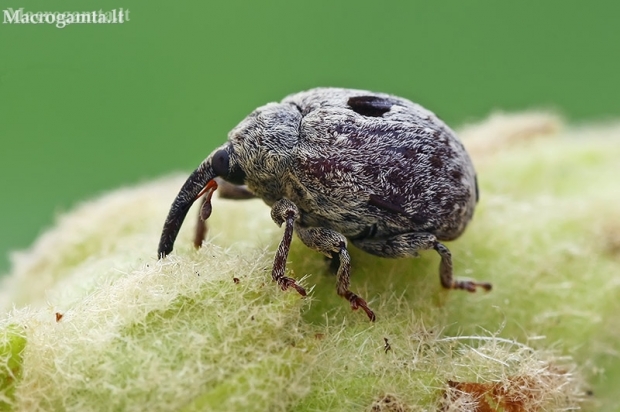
[430,154,444,169]
[392,146,421,158]
[348,96,393,117]
[450,169,463,181]
[409,184,424,197]
[368,194,408,215]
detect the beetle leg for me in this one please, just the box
[351,232,492,292]
[193,178,256,249]
[215,178,256,200]
[193,196,208,249]
[433,241,492,292]
[191,180,218,249]
[270,199,307,296]
[296,225,376,321]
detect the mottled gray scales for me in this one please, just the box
[158,87,491,321]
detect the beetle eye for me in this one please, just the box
[211,149,230,177]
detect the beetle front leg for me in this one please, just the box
[270,199,307,296]
[194,178,256,249]
[296,225,375,321]
[193,196,208,249]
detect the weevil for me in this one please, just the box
[158,88,491,321]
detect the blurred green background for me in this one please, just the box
[0,1,619,273]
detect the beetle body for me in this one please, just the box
[158,88,491,321]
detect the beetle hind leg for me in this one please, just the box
[352,232,492,293]
[296,225,375,321]
[433,242,492,292]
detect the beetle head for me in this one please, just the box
[157,142,246,258]
[158,102,301,259]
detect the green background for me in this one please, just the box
[0,1,619,273]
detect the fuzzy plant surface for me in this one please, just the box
[1,112,619,411]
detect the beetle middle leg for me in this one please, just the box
[295,224,376,321]
[351,232,492,292]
